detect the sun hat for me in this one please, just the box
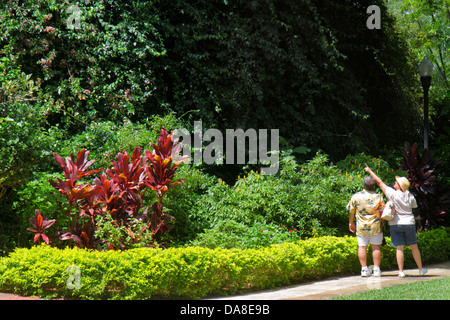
[395,176,410,192]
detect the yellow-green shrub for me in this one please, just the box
[0,229,448,300]
[0,237,357,299]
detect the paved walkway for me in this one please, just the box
[211,261,450,300]
[0,292,41,300]
[1,261,449,300]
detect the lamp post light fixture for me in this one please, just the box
[418,56,433,150]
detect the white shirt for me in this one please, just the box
[384,187,417,225]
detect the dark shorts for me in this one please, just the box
[390,225,417,246]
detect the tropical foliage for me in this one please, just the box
[27,209,55,245]
[30,128,187,250]
[0,0,449,301]
[401,142,450,228]
[386,0,450,180]
[0,0,422,161]
[186,151,406,248]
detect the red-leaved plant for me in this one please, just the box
[34,127,186,250]
[27,209,56,245]
[401,142,450,228]
[144,128,188,237]
[48,149,103,248]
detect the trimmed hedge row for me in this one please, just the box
[0,228,449,300]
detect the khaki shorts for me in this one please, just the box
[357,233,383,246]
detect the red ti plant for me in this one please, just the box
[92,147,149,249]
[48,149,103,248]
[401,142,450,228]
[143,128,188,237]
[27,209,56,244]
[93,172,122,218]
[52,149,103,184]
[49,149,103,210]
[105,146,145,222]
[60,220,100,249]
[45,129,187,249]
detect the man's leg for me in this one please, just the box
[357,236,370,276]
[371,244,381,267]
[358,245,368,267]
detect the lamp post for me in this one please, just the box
[418,56,433,150]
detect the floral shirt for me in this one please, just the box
[347,190,385,236]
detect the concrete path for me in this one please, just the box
[0,292,40,300]
[211,261,450,300]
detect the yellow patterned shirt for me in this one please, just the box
[347,190,385,236]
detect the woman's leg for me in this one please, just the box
[396,245,404,272]
[403,225,424,270]
[409,244,423,270]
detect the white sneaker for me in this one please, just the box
[398,271,405,278]
[361,268,370,277]
[373,267,381,277]
[419,268,428,276]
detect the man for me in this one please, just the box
[347,176,385,277]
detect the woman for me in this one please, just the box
[364,164,427,277]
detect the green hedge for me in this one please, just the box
[0,228,449,300]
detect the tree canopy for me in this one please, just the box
[1,0,423,162]
[386,0,450,177]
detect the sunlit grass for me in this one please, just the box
[331,277,450,300]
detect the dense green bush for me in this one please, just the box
[415,227,450,264]
[189,152,342,241]
[1,228,448,300]
[336,153,406,181]
[189,220,301,249]
[187,151,405,248]
[163,164,216,244]
[59,114,185,169]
